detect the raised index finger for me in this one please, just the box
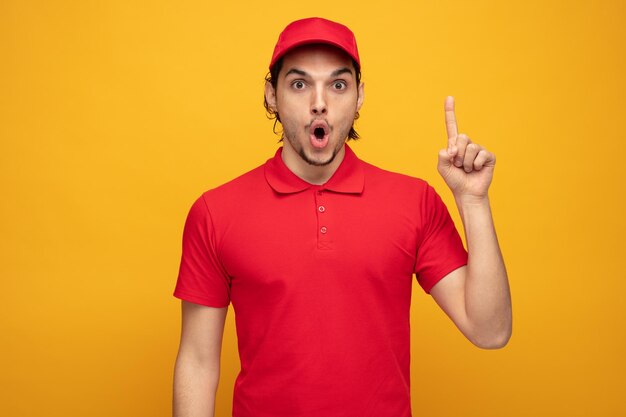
[444,96,458,148]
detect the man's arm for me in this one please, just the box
[429,96,512,349]
[173,300,228,417]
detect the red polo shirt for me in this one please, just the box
[174,144,468,417]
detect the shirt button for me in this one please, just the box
[318,206,326,213]
[320,226,327,234]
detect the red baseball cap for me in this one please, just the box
[269,17,360,71]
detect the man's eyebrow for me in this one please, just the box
[283,67,354,78]
[284,68,307,78]
[331,67,354,78]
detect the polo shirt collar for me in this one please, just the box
[264,144,365,194]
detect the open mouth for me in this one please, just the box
[309,120,329,149]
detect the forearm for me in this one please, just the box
[456,195,511,348]
[173,354,219,417]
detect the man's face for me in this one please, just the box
[265,44,364,168]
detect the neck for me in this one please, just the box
[281,144,346,185]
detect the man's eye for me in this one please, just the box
[333,81,347,90]
[292,81,305,89]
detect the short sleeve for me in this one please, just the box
[414,184,468,294]
[173,195,231,307]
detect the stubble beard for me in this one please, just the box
[283,122,353,167]
[296,140,343,167]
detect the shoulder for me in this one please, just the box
[198,162,268,207]
[183,162,270,232]
[359,158,431,195]
[354,157,451,218]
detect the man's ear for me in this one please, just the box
[356,81,365,112]
[265,81,277,111]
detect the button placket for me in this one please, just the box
[314,189,331,249]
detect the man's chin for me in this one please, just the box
[299,149,337,167]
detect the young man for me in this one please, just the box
[173,17,511,417]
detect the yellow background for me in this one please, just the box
[1,0,625,416]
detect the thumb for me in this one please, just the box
[437,148,454,172]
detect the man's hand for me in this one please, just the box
[437,96,495,203]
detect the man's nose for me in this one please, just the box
[311,87,327,115]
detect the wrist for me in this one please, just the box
[453,194,496,241]
[454,193,491,209]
